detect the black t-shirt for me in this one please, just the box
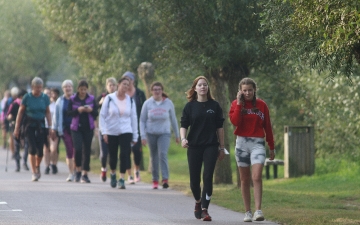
[180,99,224,147]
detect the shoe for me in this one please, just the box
[194,202,201,219]
[201,209,212,221]
[23,163,29,171]
[36,166,41,180]
[101,169,107,182]
[75,171,81,182]
[110,173,117,188]
[152,180,158,189]
[253,210,264,221]
[66,174,74,182]
[162,179,169,189]
[32,173,38,182]
[128,175,135,184]
[244,211,253,222]
[81,174,91,183]
[51,164,58,174]
[15,162,20,172]
[118,178,125,189]
[134,170,141,182]
[44,166,50,174]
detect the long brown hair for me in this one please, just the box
[186,76,214,102]
[239,77,259,114]
[150,81,168,98]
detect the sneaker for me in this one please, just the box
[134,170,141,182]
[244,211,253,222]
[162,179,169,189]
[118,178,125,189]
[128,175,135,184]
[253,210,265,221]
[110,173,117,188]
[75,171,81,182]
[32,173,38,182]
[152,180,158,189]
[201,209,212,221]
[66,174,74,182]
[44,166,50,174]
[15,162,20,172]
[51,164,58,174]
[101,169,107,182]
[36,166,41,180]
[194,202,201,219]
[22,163,29,171]
[81,174,91,183]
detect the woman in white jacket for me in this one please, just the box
[99,77,138,189]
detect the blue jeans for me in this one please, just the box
[146,133,171,181]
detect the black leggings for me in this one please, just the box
[107,133,132,173]
[26,126,46,157]
[187,145,218,209]
[71,129,94,171]
[130,135,142,167]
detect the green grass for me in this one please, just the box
[52,139,360,225]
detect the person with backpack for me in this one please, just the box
[96,77,117,182]
[99,77,138,189]
[13,77,52,182]
[67,80,98,183]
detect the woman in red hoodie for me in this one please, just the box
[229,77,275,222]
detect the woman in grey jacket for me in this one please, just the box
[99,77,138,189]
[140,82,180,189]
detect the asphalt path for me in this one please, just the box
[0,147,278,225]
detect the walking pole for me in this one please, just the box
[5,145,9,172]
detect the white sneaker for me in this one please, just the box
[66,174,74,182]
[243,211,252,222]
[253,210,265,221]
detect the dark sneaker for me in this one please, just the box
[51,164,58,174]
[162,179,169,189]
[81,174,91,183]
[110,174,117,188]
[118,178,125,189]
[201,209,212,221]
[75,172,82,182]
[15,162,20,172]
[23,163,29,171]
[194,202,201,219]
[44,166,50,175]
[101,170,107,182]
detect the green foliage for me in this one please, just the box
[261,0,360,77]
[35,0,160,84]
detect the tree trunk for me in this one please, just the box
[137,62,155,172]
[209,69,232,184]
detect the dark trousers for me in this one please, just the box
[71,129,94,171]
[187,145,218,209]
[130,135,142,167]
[107,133,132,173]
[98,130,109,168]
[26,127,46,157]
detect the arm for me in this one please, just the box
[131,99,138,143]
[217,127,225,161]
[263,104,275,160]
[99,95,109,134]
[169,101,180,144]
[90,98,99,119]
[67,98,79,117]
[13,105,26,139]
[229,100,242,126]
[180,127,188,148]
[139,101,148,145]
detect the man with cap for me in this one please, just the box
[122,71,146,183]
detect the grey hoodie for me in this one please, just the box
[139,96,179,140]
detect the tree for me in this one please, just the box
[0,0,68,89]
[261,0,360,77]
[147,0,277,184]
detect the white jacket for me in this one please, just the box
[99,92,138,142]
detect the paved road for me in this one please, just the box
[0,148,278,225]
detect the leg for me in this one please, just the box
[131,135,142,172]
[187,147,203,202]
[239,166,252,211]
[118,133,132,178]
[157,133,171,182]
[81,129,94,174]
[201,145,218,209]
[62,129,75,174]
[99,130,109,169]
[107,135,120,173]
[147,133,159,182]
[252,164,263,211]
[71,130,83,172]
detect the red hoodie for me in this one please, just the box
[229,98,274,150]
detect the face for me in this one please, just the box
[32,85,43,96]
[240,84,255,101]
[195,79,208,96]
[43,88,50,97]
[118,80,130,93]
[62,84,73,96]
[106,82,117,93]
[77,86,88,98]
[151,85,163,99]
[50,90,59,101]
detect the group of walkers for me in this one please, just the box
[1,74,275,223]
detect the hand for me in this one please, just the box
[78,106,85,113]
[236,90,243,105]
[269,149,275,160]
[84,106,93,113]
[131,141,137,147]
[141,139,147,146]
[181,138,189,148]
[13,128,20,140]
[175,137,180,144]
[218,150,225,161]
[103,134,108,144]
